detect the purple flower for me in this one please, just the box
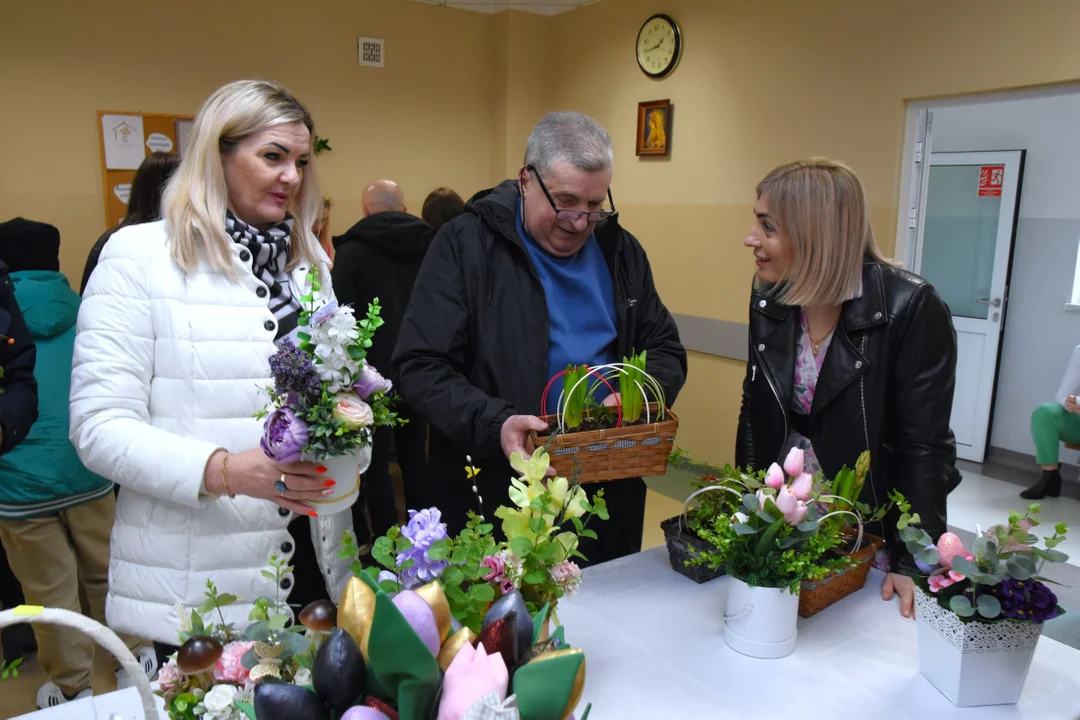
[261,407,309,464]
[992,578,1060,623]
[397,508,449,589]
[311,300,339,326]
[500,579,515,595]
[268,339,322,402]
[354,362,393,401]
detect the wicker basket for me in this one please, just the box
[530,404,679,484]
[0,605,158,718]
[660,515,726,583]
[798,533,884,618]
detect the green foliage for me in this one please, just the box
[313,136,332,156]
[562,365,589,429]
[620,350,648,424]
[0,657,22,680]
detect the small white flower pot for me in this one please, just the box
[722,577,800,659]
[914,587,1042,707]
[302,451,363,516]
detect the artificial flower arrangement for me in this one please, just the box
[155,451,599,720]
[530,351,680,484]
[686,448,857,594]
[257,270,401,513]
[897,499,1068,624]
[364,449,608,633]
[898,498,1069,707]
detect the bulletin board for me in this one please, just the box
[97,110,194,229]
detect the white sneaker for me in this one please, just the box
[36,681,92,708]
[116,646,159,689]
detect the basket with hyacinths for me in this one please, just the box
[898,498,1068,707]
[257,268,402,515]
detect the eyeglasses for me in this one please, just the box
[526,165,616,223]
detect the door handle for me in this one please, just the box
[975,297,1002,308]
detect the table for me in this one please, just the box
[13,687,169,720]
[557,548,1080,720]
[18,549,1080,719]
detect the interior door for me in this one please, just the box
[913,150,1024,463]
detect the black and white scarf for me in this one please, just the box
[226,211,301,339]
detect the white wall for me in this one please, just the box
[931,94,1080,460]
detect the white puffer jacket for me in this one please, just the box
[70,221,367,644]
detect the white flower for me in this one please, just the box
[293,667,313,686]
[201,684,238,718]
[308,305,361,393]
[733,512,749,524]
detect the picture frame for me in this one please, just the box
[636,99,672,156]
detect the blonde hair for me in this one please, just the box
[164,80,323,274]
[756,158,888,307]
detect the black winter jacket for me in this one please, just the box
[392,180,687,530]
[736,260,957,573]
[331,212,432,380]
[0,261,37,455]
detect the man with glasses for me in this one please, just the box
[393,112,686,564]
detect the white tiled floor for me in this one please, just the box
[948,470,1080,565]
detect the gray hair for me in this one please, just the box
[524,111,614,177]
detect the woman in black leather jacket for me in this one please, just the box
[736,158,957,618]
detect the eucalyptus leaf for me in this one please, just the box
[196,598,218,615]
[797,520,819,533]
[950,556,980,579]
[916,548,940,566]
[276,629,311,657]
[244,621,271,642]
[267,614,289,631]
[742,494,760,512]
[755,509,776,523]
[733,523,757,536]
[976,594,1002,619]
[949,595,976,618]
[1006,555,1036,580]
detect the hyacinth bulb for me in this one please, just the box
[176,635,223,675]
[300,598,338,632]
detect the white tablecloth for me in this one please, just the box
[558,548,1080,720]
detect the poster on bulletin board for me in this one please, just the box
[97,110,193,229]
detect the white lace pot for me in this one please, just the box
[914,587,1043,706]
[722,577,800,659]
[300,451,362,516]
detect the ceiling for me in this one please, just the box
[411,0,598,17]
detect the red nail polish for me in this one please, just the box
[324,480,336,487]
[317,466,329,474]
[308,510,318,517]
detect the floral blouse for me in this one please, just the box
[779,311,834,478]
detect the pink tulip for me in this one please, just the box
[438,643,509,720]
[765,463,785,490]
[784,501,808,526]
[936,532,966,569]
[783,447,805,478]
[790,473,813,501]
[774,486,798,517]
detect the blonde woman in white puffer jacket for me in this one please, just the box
[70,81,367,658]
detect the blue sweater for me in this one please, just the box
[516,202,617,415]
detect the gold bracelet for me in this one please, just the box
[221,453,236,499]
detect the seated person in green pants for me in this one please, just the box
[1023,344,1080,499]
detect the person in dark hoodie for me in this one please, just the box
[393,112,687,564]
[332,180,432,542]
[0,218,156,708]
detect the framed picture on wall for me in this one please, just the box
[636,99,672,156]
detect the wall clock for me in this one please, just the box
[636,13,681,79]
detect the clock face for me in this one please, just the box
[636,14,681,78]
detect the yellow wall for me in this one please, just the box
[547,0,1080,465]
[1,0,498,279]
[8,0,1080,466]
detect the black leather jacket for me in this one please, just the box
[736,260,957,573]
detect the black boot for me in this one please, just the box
[1020,468,1062,499]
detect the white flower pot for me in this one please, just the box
[722,577,800,659]
[301,451,362,516]
[914,587,1042,706]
